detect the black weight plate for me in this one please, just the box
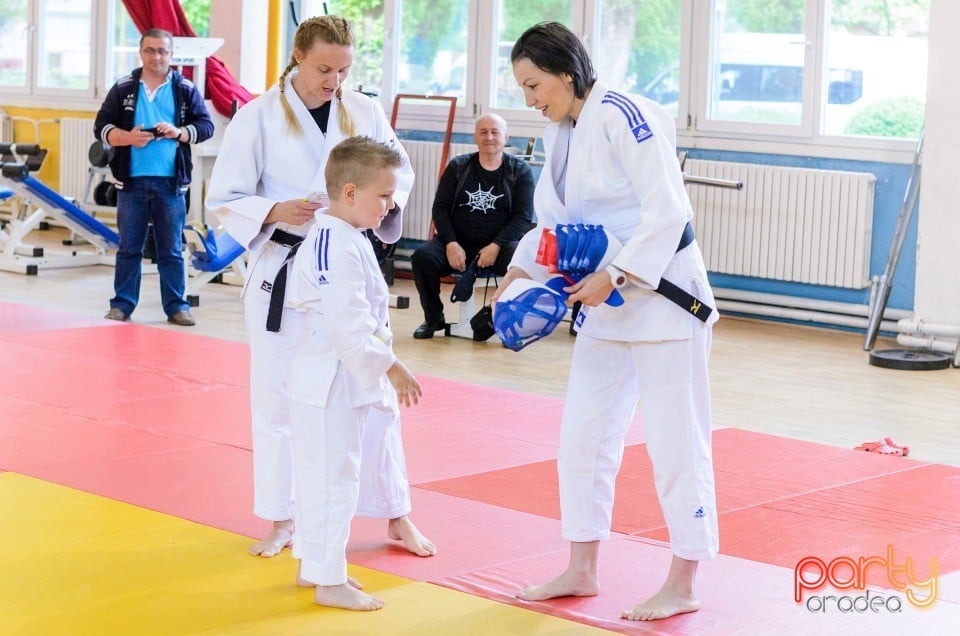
[105,182,118,207]
[94,181,111,205]
[869,348,952,371]
[88,141,109,167]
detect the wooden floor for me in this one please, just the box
[2,227,958,466]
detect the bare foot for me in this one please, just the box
[314,583,384,611]
[387,516,437,557]
[516,569,600,601]
[621,588,700,621]
[248,519,294,557]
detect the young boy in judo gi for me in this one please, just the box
[285,136,426,611]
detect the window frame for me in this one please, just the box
[1,0,104,105]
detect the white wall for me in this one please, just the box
[914,0,960,324]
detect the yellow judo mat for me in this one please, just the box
[0,473,608,635]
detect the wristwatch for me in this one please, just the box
[605,264,628,289]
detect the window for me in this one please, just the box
[0,0,94,96]
[0,0,29,92]
[493,0,574,110]
[705,1,809,129]
[823,0,928,139]
[695,0,929,140]
[596,0,682,117]
[398,0,469,100]
[109,0,140,86]
[302,0,386,96]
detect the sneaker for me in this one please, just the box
[413,319,445,339]
[104,307,129,322]
[167,310,196,326]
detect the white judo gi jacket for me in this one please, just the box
[511,80,717,342]
[285,213,397,409]
[205,71,414,298]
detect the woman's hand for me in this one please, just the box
[566,270,615,307]
[386,360,422,407]
[490,266,531,304]
[264,198,323,226]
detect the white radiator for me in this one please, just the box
[400,140,475,240]
[59,117,94,202]
[0,114,12,143]
[685,159,875,289]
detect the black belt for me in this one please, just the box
[265,228,305,332]
[653,222,714,323]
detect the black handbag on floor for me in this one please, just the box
[470,305,495,341]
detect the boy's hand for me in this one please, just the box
[387,360,422,407]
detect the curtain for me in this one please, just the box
[121,0,254,118]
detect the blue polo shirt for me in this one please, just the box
[130,76,177,178]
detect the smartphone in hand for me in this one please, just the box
[305,191,329,206]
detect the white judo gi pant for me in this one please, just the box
[289,377,412,585]
[559,326,719,561]
[244,290,411,523]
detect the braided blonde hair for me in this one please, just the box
[279,15,356,137]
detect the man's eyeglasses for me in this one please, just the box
[141,47,171,57]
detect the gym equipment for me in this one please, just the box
[868,348,951,371]
[1,144,119,274]
[183,224,247,303]
[865,129,923,351]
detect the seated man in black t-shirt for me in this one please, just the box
[411,114,535,339]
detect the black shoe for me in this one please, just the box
[413,319,445,339]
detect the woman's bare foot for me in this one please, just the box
[516,569,600,601]
[248,519,294,557]
[621,588,699,621]
[314,583,383,611]
[387,516,437,557]
[622,555,700,620]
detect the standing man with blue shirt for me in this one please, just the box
[94,28,214,326]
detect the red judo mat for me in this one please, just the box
[2,302,959,633]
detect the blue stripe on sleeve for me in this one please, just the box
[601,91,654,144]
[316,228,331,272]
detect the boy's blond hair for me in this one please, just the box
[325,136,403,198]
[279,15,356,137]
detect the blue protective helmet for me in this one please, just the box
[493,279,568,351]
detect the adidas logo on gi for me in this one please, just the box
[316,274,330,285]
[693,506,705,519]
[632,123,653,143]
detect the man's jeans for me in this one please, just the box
[110,177,189,317]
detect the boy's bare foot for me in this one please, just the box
[621,588,700,621]
[314,583,384,611]
[387,516,437,557]
[516,569,600,601]
[248,519,294,557]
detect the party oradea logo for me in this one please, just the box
[794,546,938,613]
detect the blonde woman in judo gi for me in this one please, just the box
[285,136,421,611]
[493,22,719,621]
[205,15,434,561]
